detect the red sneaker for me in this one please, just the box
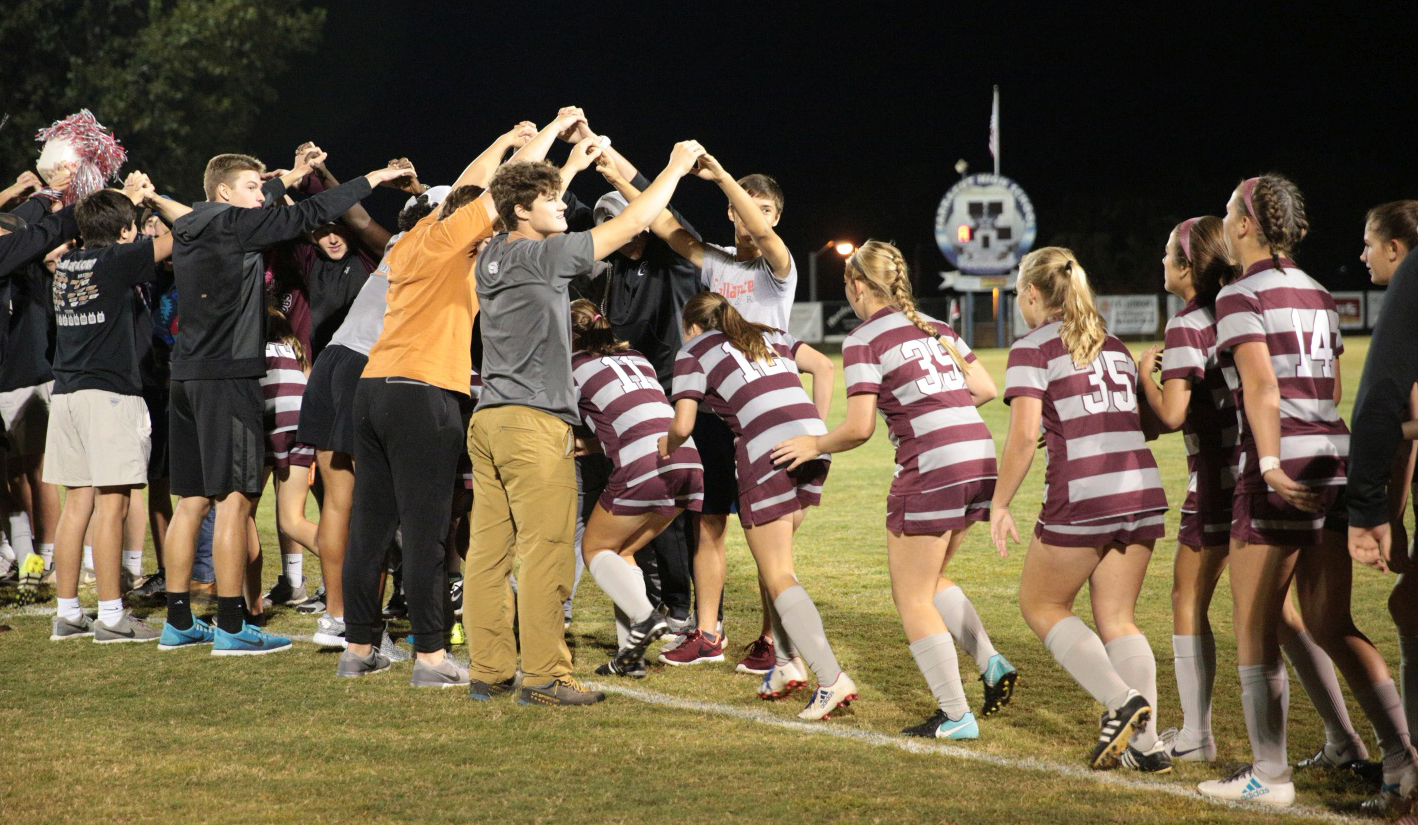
[657,629,725,666]
[735,635,775,675]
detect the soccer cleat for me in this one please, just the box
[1197,764,1295,807]
[15,553,46,605]
[979,653,1018,717]
[617,605,669,668]
[158,618,215,650]
[658,629,724,666]
[336,647,391,677]
[1361,764,1418,816]
[410,656,470,688]
[295,584,326,614]
[450,576,463,617]
[758,657,809,700]
[735,635,775,675]
[1090,690,1151,770]
[212,623,292,656]
[261,576,307,610]
[50,613,95,641]
[1159,727,1217,763]
[379,631,411,663]
[312,613,347,648]
[596,655,648,679]
[1119,739,1173,774]
[1296,741,1372,776]
[798,672,859,721]
[94,612,161,644]
[519,678,606,707]
[901,709,979,740]
[449,621,466,647]
[468,676,518,701]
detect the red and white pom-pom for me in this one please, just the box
[35,109,127,205]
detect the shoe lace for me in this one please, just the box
[1222,764,1255,785]
[559,677,588,692]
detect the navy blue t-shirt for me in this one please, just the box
[51,240,156,395]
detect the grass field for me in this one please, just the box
[0,337,1403,825]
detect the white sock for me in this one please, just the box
[1240,662,1291,783]
[1354,680,1415,775]
[283,554,304,588]
[1106,633,1159,749]
[1401,636,1418,746]
[1172,634,1215,740]
[934,585,998,673]
[122,550,143,577]
[0,537,13,563]
[57,596,82,621]
[588,552,654,624]
[614,604,631,652]
[8,512,34,567]
[39,542,55,571]
[767,600,798,666]
[909,632,971,718]
[774,585,842,686]
[97,598,124,627]
[82,545,94,571]
[1043,616,1133,710]
[1283,630,1365,756]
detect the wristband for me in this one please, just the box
[1259,456,1281,474]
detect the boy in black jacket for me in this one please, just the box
[160,148,408,655]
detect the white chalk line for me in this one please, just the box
[588,682,1369,825]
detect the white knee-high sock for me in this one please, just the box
[767,600,798,666]
[1106,634,1159,749]
[1283,631,1365,757]
[1354,680,1415,775]
[774,585,842,685]
[1240,662,1291,783]
[909,632,971,718]
[8,512,33,568]
[614,604,630,652]
[934,585,998,673]
[588,553,654,625]
[1043,616,1133,710]
[1172,634,1216,739]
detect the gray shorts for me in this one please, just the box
[42,390,151,488]
[0,380,53,457]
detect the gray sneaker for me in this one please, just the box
[312,613,347,648]
[50,613,95,641]
[262,576,308,609]
[468,675,518,701]
[519,678,607,707]
[336,647,391,678]
[93,613,161,644]
[410,655,470,688]
[295,584,326,615]
[379,631,411,663]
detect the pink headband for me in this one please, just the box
[1240,177,1261,226]
[1177,217,1200,262]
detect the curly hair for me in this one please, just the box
[489,161,562,231]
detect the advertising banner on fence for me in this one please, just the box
[790,302,824,344]
[1331,292,1365,330]
[1096,295,1160,336]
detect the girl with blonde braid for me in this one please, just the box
[773,241,1015,739]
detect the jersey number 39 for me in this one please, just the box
[900,338,965,393]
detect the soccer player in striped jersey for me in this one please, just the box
[990,247,1169,773]
[1199,175,1417,809]
[253,307,319,622]
[664,291,855,720]
[1140,217,1364,769]
[771,240,1014,740]
[568,299,705,678]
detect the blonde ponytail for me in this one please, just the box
[1018,247,1105,368]
[849,240,966,372]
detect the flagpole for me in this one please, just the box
[991,85,1000,176]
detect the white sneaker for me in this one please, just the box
[312,613,348,648]
[757,657,808,700]
[1197,765,1295,807]
[1160,727,1217,762]
[798,672,858,721]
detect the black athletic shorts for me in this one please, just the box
[143,385,170,483]
[295,344,367,456]
[692,411,738,515]
[169,377,264,497]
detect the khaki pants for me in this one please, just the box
[465,405,577,683]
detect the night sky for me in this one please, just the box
[249,1,1417,300]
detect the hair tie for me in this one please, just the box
[1063,259,1074,275]
[592,314,603,323]
[1240,177,1261,227]
[1177,217,1200,262]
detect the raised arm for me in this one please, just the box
[454,123,536,189]
[597,159,705,268]
[560,137,606,197]
[700,153,792,279]
[588,142,704,261]
[234,162,408,251]
[0,171,42,210]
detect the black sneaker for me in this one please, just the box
[518,678,606,707]
[383,589,407,620]
[595,656,648,679]
[1119,741,1173,774]
[127,569,166,601]
[295,584,327,614]
[468,676,517,701]
[450,576,463,617]
[1091,691,1151,769]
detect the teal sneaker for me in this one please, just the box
[902,709,980,739]
[212,623,292,656]
[980,653,1017,717]
[157,618,216,650]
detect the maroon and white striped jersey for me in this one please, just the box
[1215,259,1348,491]
[1004,321,1168,524]
[671,329,827,491]
[573,349,701,484]
[1160,301,1239,514]
[262,341,307,436]
[843,308,996,494]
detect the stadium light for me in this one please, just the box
[809,240,855,302]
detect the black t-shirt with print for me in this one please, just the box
[51,240,156,395]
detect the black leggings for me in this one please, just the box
[344,377,463,652]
